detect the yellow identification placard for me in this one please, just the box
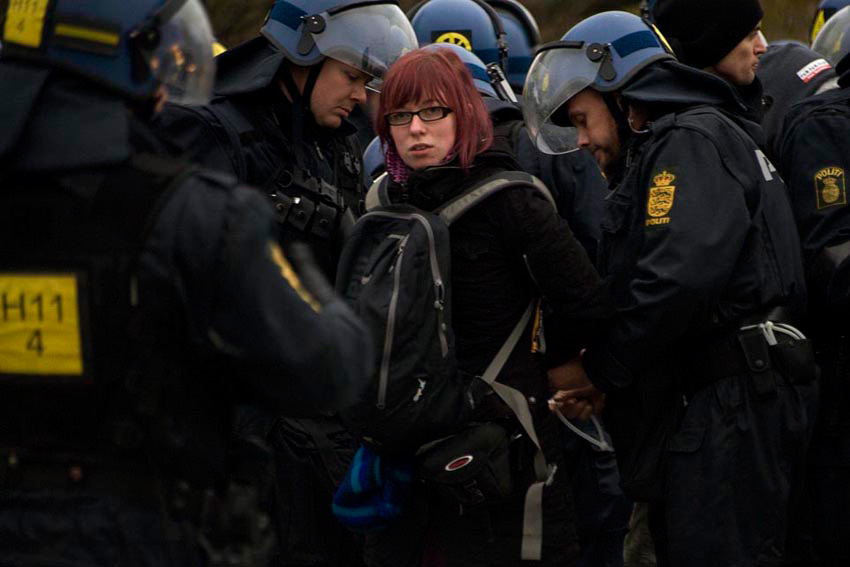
[3,0,50,48]
[0,273,83,375]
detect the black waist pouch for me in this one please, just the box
[770,339,818,385]
[416,422,514,508]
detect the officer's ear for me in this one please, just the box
[626,102,650,134]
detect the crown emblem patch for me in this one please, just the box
[646,170,676,227]
[815,167,846,210]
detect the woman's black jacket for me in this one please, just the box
[385,147,614,415]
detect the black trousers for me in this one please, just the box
[0,489,205,567]
[807,346,850,567]
[649,371,818,567]
[270,415,363,567]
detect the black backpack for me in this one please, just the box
[336,169,558,560]
[336,170,548,447]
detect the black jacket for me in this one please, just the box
[385,147,614,407]
[780,83,850,328]
[486,97,607,263]
[758,42,837,162]
[583,60,808,392]
[0,63,371,455]
[154,37,363,277]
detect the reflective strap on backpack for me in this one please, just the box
[364,172,390,212]
[479,300,549,561]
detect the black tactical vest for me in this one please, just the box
[0,155,232,482]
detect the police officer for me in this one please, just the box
[758,41,837,162]
[779,19,850,564]
[526,11,818,567]
[811,0,850,45]
[813,4,850,65]
[0,0,371,565]
[157,0,416,276]
[157,4,416,566]
[652,0,768,121]
[483,0,542,96]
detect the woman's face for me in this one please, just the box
[388,99,456,170]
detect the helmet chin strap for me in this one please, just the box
[600,92,634,181]
[279,58,327,141]
[602,92,634,143]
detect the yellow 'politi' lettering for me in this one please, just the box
[645,170,676,227]
[815,166,846,210]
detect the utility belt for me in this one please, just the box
[268,169,353,243]
[0,449,161,507]
[686,319,816,399]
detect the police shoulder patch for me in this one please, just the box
[645,169,676,228]
[815,166,846,210]
[269,242,321,313]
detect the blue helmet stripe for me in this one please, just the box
[270,1,308,31]
[612,30,660,58]
[466,63,490,83]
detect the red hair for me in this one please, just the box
[376,48,493,171]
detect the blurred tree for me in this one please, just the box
[204,0,822,57]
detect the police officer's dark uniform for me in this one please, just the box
[154,3,418,565]
[155,35,364,277]
[525,12,818,567]
[585,57,818,567]
[757,41,837,162]
[780,47,850,566]
[0,1,371,565]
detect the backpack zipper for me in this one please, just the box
[378,235,408,409]
[362,211,451,407]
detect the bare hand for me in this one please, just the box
[549,386,606,421]
[548,357,591,391]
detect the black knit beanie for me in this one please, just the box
[653,0,764,69]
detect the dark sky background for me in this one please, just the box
[206,0,821,53]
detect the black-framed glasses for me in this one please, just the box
[385,106,453,126]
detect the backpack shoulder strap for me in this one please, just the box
[364,172,390,212]
[437,170,556,226]
[480,298,549,561]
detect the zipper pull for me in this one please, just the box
[434,280,445,309]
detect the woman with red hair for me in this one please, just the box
[364,47,614,566]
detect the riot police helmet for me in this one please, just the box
[813,5,850,67]
[408,0,509,73]
[0,0,216,105]
[261,0,417,92]
[522,11,674,155]
[423,42,498,98]
[811,0,850,45]
[362,136,386,189]
[483,0,541,91]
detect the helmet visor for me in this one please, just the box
[522,43,602,155]
[151,0,216,105]
[309,3,417,91]
[812,5,850,64]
